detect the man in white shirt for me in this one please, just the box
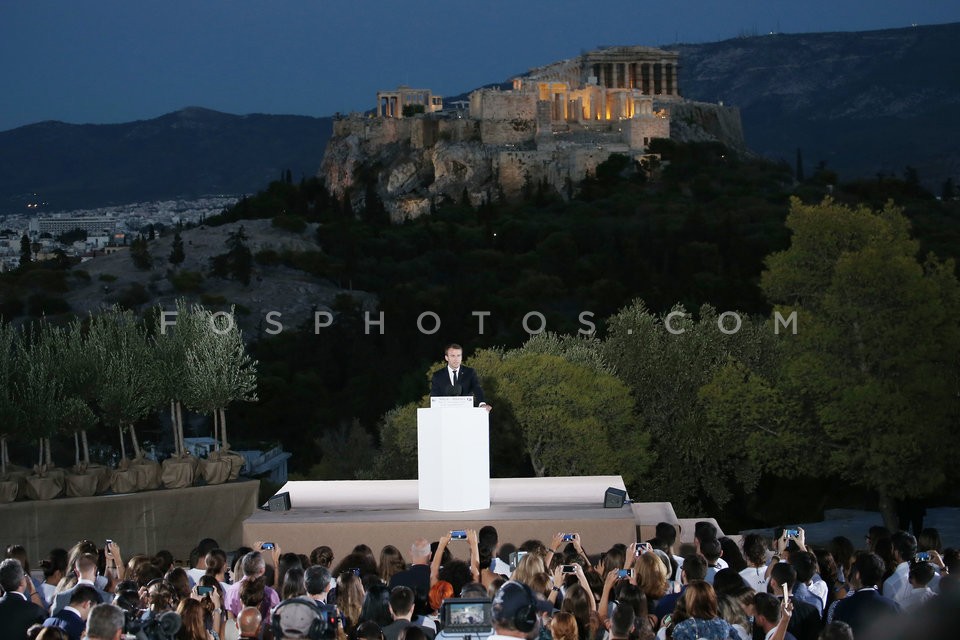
[898,561,937,610]
[882,531,915,601]
[186,538,220,585]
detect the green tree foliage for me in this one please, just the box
[0,322,17,475]
[88,306,158,460]
[496,350,648,483]
[205,177,334,226]
[43,319,98,467]
[302,420,376,480]
[130,235,152,270]
[598,300,785,514]
[760,197,960,528]
[151,299,204,456]
[183,306,258,450]
[170,270,204,292]
[19,233,31,268]
[13,322,69,470]
[370,403,420,479]
[210,226,253,285]
[56,228,87,244]
[169,229,186,267]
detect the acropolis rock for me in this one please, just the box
[320,46,745,221]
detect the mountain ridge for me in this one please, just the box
[0,108,334,212]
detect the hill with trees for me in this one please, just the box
[4,137,958,527]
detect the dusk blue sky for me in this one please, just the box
[2,0,958,132]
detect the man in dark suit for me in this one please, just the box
[381,585,436,640]
[829,552,900,637]
[0,558,47,640]
[389,538,432,617]
[42,584,99,640]
[430,343,492,411]
[50,553,107,616]
[768,563,822,640]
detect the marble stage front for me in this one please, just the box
[242,476,677,559]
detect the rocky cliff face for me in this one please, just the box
[669,101,747,152]
[320,99,745,220]
[320,117,499,221]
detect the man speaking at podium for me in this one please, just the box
[430,343,493,412]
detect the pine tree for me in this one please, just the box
[169,230,185,268]
[19,233,31,268]
[225,226,252,285]
[130,235,152,270]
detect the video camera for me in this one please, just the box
[125,611,181,640]
[439,597,492,638]
[271,598,339,640]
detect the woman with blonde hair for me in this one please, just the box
[634,552,669,605]
[512,552,547,587]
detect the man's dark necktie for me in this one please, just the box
[453,369,459,387]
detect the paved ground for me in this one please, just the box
[740,507,960,549]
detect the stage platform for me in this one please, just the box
[243,476,673,559]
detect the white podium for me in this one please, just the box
[417,404,490,511]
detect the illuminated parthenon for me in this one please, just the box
[509,45,681,123]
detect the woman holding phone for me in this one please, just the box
[196,574,225,640]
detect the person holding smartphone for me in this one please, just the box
[223,548,280,622]
[431,530,481,589]
[194,575,225,640]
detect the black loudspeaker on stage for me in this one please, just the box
[603,487,627,508]
[268,491,292,512]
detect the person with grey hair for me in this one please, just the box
[305,565,334,602]
[0,557,47,639]
[224,551,279,619]
[389,539,433,617]
[84,603,125,640]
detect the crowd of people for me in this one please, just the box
[0,522,956,640]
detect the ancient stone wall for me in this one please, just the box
[437,119,481,143]
[410,119,438,149]
[623,113,671,149]
[479,118,537,145]
[470,90,538,120]
[332,116,404,146]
